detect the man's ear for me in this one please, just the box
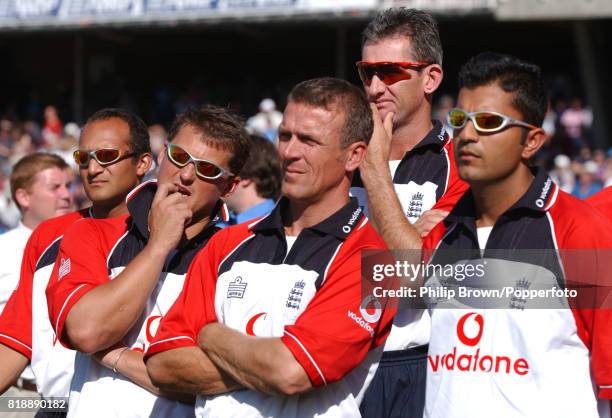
[423,64,443,95]
[239,178,253,188]
[14,188,30,211]
[521,128,547,160]
[345,141,368,172]
[136,153,153,177]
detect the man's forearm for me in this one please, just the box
[362,169,423,250]
[95,346,194,403]
[64,244,169,353]
[146,346,242,396]
[199,323,312,396]
[0,345,29,394]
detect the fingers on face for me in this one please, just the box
[153,182,177,205]
[370,103,382,125]
[383,112,394,137]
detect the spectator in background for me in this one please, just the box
[0,170,17,232]
[146,124,168,181]
[0,153,72,414]
[6,153,72,239]
[8,132,34,167]
[560,97,592,151]
[549,154,575,193]
[0,169,20,230]
[247,98,283,142]
[592,149,606,180]
[0,120,13,160]
[434,94,455,127]
[148,124,167,161]
[572,160,602,199]
[52,122,80,169]
[23,120,43,150]
[222,134,281,226]
[542,104,557,141]
[601,158,612,188]
[577,145,593,163]
[42,105,62,149]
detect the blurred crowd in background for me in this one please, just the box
[0,90,609,233]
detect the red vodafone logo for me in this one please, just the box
[427,312,529,376]
[456,312,484,347]
[246,312,266,336]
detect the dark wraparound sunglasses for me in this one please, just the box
[356,60,430,86]
[73,148,135,168]
[166,143,234,180]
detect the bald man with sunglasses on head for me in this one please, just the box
[46,106,251,418]
[350,8,468,417]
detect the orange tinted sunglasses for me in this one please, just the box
[73,148,135,168]
[356,61,430,86]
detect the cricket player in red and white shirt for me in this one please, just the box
[46,106,248,418]
[422,53,612,418]
[145,78,396,417]
[0,109,152,404]
[350,10,469,417]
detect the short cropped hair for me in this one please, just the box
[10,153,69,210]
[239,135,281,200]
[287,77,373,147]
[362,8,443,66]
[457,52,547,126]
[85,108,151,156]
[168,105,251,175]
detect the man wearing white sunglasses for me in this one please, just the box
[422,52,612,418]
[46,106,250,418]
[145,77,397,418]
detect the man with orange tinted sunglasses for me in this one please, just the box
[350,8,468,418]
[0,109,152,418]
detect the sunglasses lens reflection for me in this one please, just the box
[73,150,89,166]
[360,64,410,86]
[196,161,222,178]
[448,109,467,128]
[94,149,120,164]
[74,149,122,167]
[378,65,409,84]
[168,144,224,179]
[168,145,191,165]
[474,113,505,130]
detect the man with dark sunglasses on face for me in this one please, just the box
[351,8,468,417]
[46,106,251,418]
[423,52,612,418]
[0,108,152,416]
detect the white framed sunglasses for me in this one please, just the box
[166,143,234,180]
[447,108,538,133]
